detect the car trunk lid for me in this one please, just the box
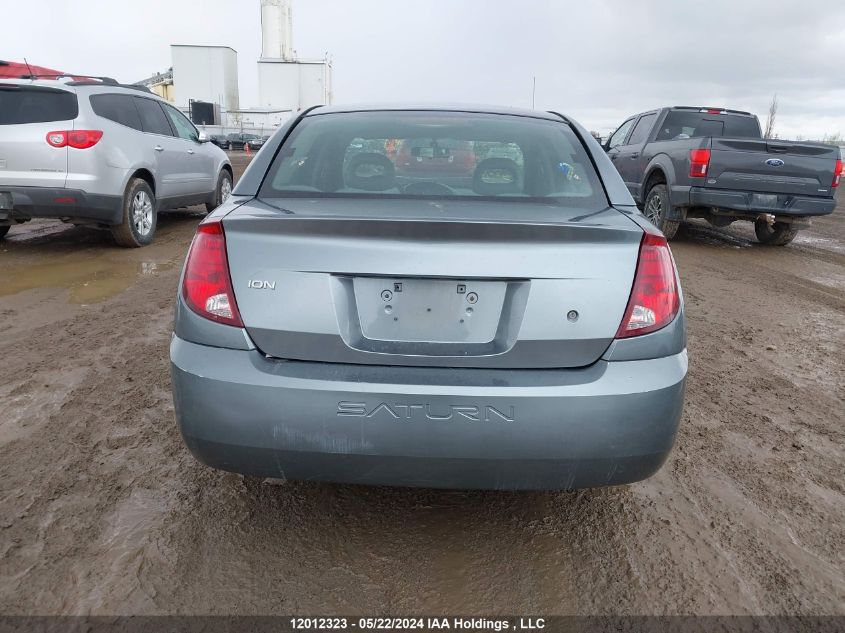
[222,198,643,369]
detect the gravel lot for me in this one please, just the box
[1,154,842,615]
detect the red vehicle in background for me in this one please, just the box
[0,60,66,79]
[395,138,476,179]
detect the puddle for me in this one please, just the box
[5,222,73,242]
[0,257,176,304]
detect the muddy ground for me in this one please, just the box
[0,154,842,615]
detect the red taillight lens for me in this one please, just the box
[182,221,243,327]
[689,149,710,178]
[67,130,103,149]
[833,159,843,188]
[616,233,680,339]
[46,130,103,149]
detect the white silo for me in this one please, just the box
[261,0,293,60]
[257,0,332,112]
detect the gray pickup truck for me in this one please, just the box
[604,106,842,244]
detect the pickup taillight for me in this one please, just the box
[833,159,843,188]
[689,149,710,178]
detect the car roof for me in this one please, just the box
[671,106,755,117]
[0,78,76,90]
[306,103,567,122]
[0,78,157,97]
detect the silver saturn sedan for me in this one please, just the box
[170,105,687,490]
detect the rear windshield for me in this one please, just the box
[655,110,761,141]
[260,111,605,209]
[0,86,78,125]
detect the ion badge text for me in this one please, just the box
[247,280,276,290]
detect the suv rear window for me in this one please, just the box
[0,86,78,125]
[260,111,605,209]
[655,111,761,141]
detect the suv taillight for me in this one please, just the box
[616,233,680,338]
[689,148,710,178]
[46,130,103,149]
[182,220,243,327]
[833,159,843,188]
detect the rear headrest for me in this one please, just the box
[472,158,521,196]
[344,152,396,191]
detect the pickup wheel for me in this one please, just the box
[110,178,157,248]
[206,170,233,213]
[0,225,10,239]
[644,184,680,239]
[755,219,798,246]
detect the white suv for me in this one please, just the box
[0,78,232,246]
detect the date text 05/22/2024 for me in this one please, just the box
[289,617,546,630]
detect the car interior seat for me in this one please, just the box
[472,158,521,196]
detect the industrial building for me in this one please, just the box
[257,0,332,112]
[137,0,332,133]
[258,59,332,112]
[172,45,240,113]
[136,69,174,102]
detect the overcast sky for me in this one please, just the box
[2,0,843,139]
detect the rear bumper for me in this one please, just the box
[170,336,687,490]
[0,186,122,224]
[687,186,836,217]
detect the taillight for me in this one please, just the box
[46,131,66,147]
[182,220,243,327]
[616,233,680,338]
[833,159,843,188]
[689,149,710,178]
[68,130,103,149]
[45,130,103,149]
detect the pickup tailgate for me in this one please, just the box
[707,138,838,196]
